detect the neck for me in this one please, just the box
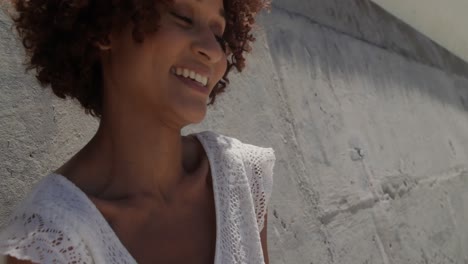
[67,107,197,205]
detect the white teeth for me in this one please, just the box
[195,74,202,83]
[196,74,208,86]
[200,76,208,86]
[173,67,209,87]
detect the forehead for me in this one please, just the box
[172,0,225,13]
[189,0,223,5]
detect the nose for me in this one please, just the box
[191,29,225,64]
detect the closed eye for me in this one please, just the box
[170,11,227,53]
[170,12,193,25]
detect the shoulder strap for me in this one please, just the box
[239,142,276,231]
[196,131,270,263]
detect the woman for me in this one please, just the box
[0,0,275,263]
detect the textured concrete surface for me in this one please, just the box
[2,0,468,263]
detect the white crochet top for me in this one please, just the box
[0,131,275,264]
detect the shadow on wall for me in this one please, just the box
[269,0,468,78]
[261,4,468,116]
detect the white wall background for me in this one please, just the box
[371,0,468,63]
[2,0,468,263]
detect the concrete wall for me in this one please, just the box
[2,0,468,263]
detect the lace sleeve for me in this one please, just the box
[242,145,276,231]
[0,211,93,264]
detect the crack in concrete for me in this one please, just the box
[318,166,468,226]
[319,196,377,225]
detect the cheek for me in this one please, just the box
[109,35,153,77]
[150,22,189,51]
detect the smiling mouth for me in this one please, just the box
[171,71,210,95]
[170,67,209,87]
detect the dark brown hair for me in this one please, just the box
[8,0,270,117]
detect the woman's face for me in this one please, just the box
[101,0,227,126]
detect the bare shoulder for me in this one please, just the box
[4,255,36,264]
[260,213,270,264]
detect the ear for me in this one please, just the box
[93,36,112,51]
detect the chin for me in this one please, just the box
[179,103,207,125]
[187,110,207,124]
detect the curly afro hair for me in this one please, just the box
[7,0,270,118]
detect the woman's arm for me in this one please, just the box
[260,212,270,264]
